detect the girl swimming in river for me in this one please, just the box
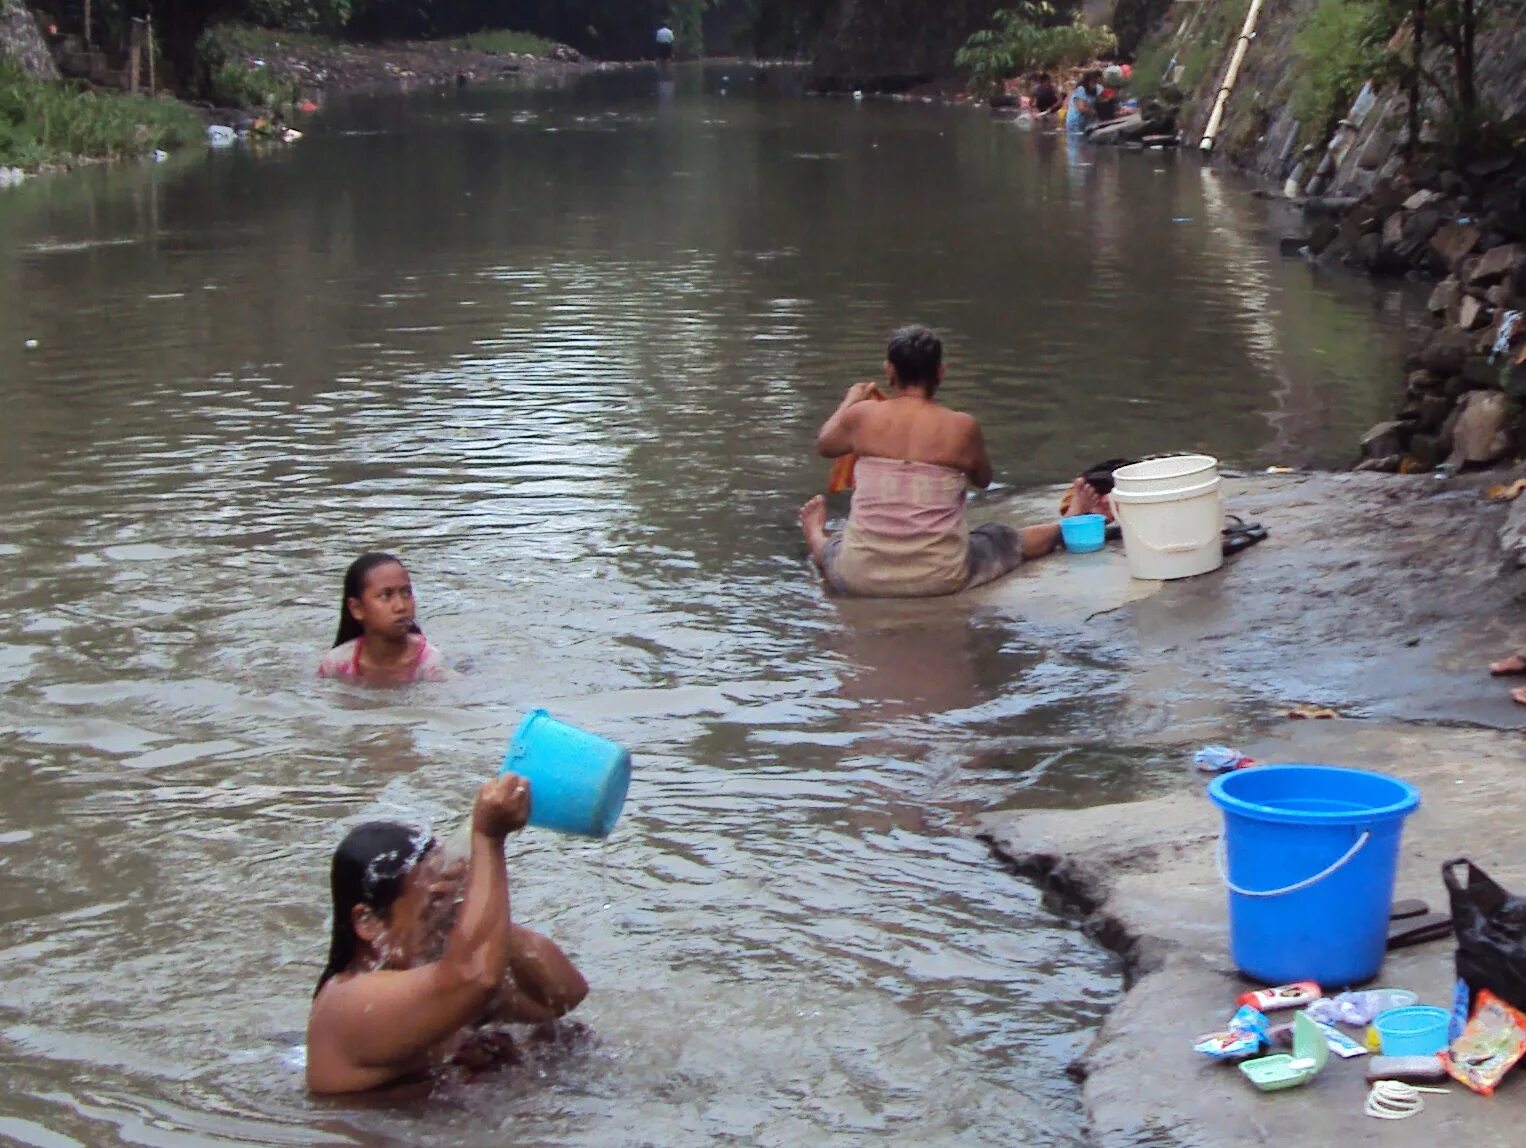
[318,552,450,685]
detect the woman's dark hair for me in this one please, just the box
[316,821,436,995]
[333,551,421,647]
[1081,457,1140,496]
[1082,69,1104,89]
[886,325,944,393]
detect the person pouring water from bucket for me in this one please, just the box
[305,713,630,1093]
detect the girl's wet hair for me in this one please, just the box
[316,821,436,995]
[333,551,422,647]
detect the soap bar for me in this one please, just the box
[1366,1055,1447,1082]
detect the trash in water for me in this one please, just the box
[1194,745,1255,773]
[1194,1005,1270,1060]
[1172,216,1192,223]
[152,149,169,162]
[1238,982,1321,1012]
[24,338,39,350]
[1446,990,1526,1095]
[1265,465,1298,474]
[207,125,236,147]
[1286,705,1340,720]
[1492,310,1522,362]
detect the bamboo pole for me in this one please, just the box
[84,0,92,47]
[1199,0,1265,153]
[147,16,156,95]
[128,19,141,94]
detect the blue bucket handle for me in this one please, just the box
[1215,831,1371,898]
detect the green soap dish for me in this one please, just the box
[1239,1012,1330,1092]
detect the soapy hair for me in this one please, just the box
[316,821,434,995]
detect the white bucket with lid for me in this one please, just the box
[1111,455,1224,581]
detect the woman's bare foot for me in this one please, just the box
[1064,477,1103,517]
[1512,686,1526,706]
[1489,653,1526,676]
[799,495,829,568]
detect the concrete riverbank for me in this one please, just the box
[970,469,1525,1146]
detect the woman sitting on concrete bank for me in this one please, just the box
[798,325,1103,598]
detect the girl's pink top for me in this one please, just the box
[317,636,450,683]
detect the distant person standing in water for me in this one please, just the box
[1066,70,1103,133]
[318,552,450,685]
[1031,73,1059,116]
[656,23,675,65]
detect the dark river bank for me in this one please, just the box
[1,64,1419,1146]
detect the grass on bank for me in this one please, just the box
[451,30,558,57]
[198,23,307,108]
[0,61,203,170]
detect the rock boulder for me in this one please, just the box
[1448,390,1515,465]
[1431,222,1482,271]
[0,0,58,80]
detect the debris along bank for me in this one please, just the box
[970,471,1526,1146]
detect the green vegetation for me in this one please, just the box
[954,3,1116,101]
[452,30,559,56]
[1291,0,1394,133]
[0,60,203,169]
[197,24,304,108]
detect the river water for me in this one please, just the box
[0,65,1414,1147]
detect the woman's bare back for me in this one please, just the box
[850,398,987,485]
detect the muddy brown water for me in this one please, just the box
[0,65,1417,1146]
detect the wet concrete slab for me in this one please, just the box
[974,470,1526,730]
[971,471,1526,1146]
[981,721,1524,1147]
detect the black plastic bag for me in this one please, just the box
[1444,859,1526,1013]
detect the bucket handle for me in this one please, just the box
[1215,831,1371,898]
[1114,493,1225,554]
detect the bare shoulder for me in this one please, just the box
[317,640,358,678]
[942,407,983,437]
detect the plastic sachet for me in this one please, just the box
[1194,1005,1270,1060]
[1446,991,1526,1096]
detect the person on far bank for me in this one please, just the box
[1487,651,1526,705]
[798,325,1105,598]
[318,551,450,685]
[656,23,675,65]
[1065,69,1103,133]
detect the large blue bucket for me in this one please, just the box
[1208,765,1420,987]
[500,710,631,839]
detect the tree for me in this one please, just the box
[954,3,1114,101]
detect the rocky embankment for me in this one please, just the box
[205,34,591,99]
[1292,156,1526,473]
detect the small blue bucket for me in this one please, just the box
[1208,765,1420,987]
[1374,1006,1450,1056]
[1061,514,1106,553]
[500,710,631,839]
